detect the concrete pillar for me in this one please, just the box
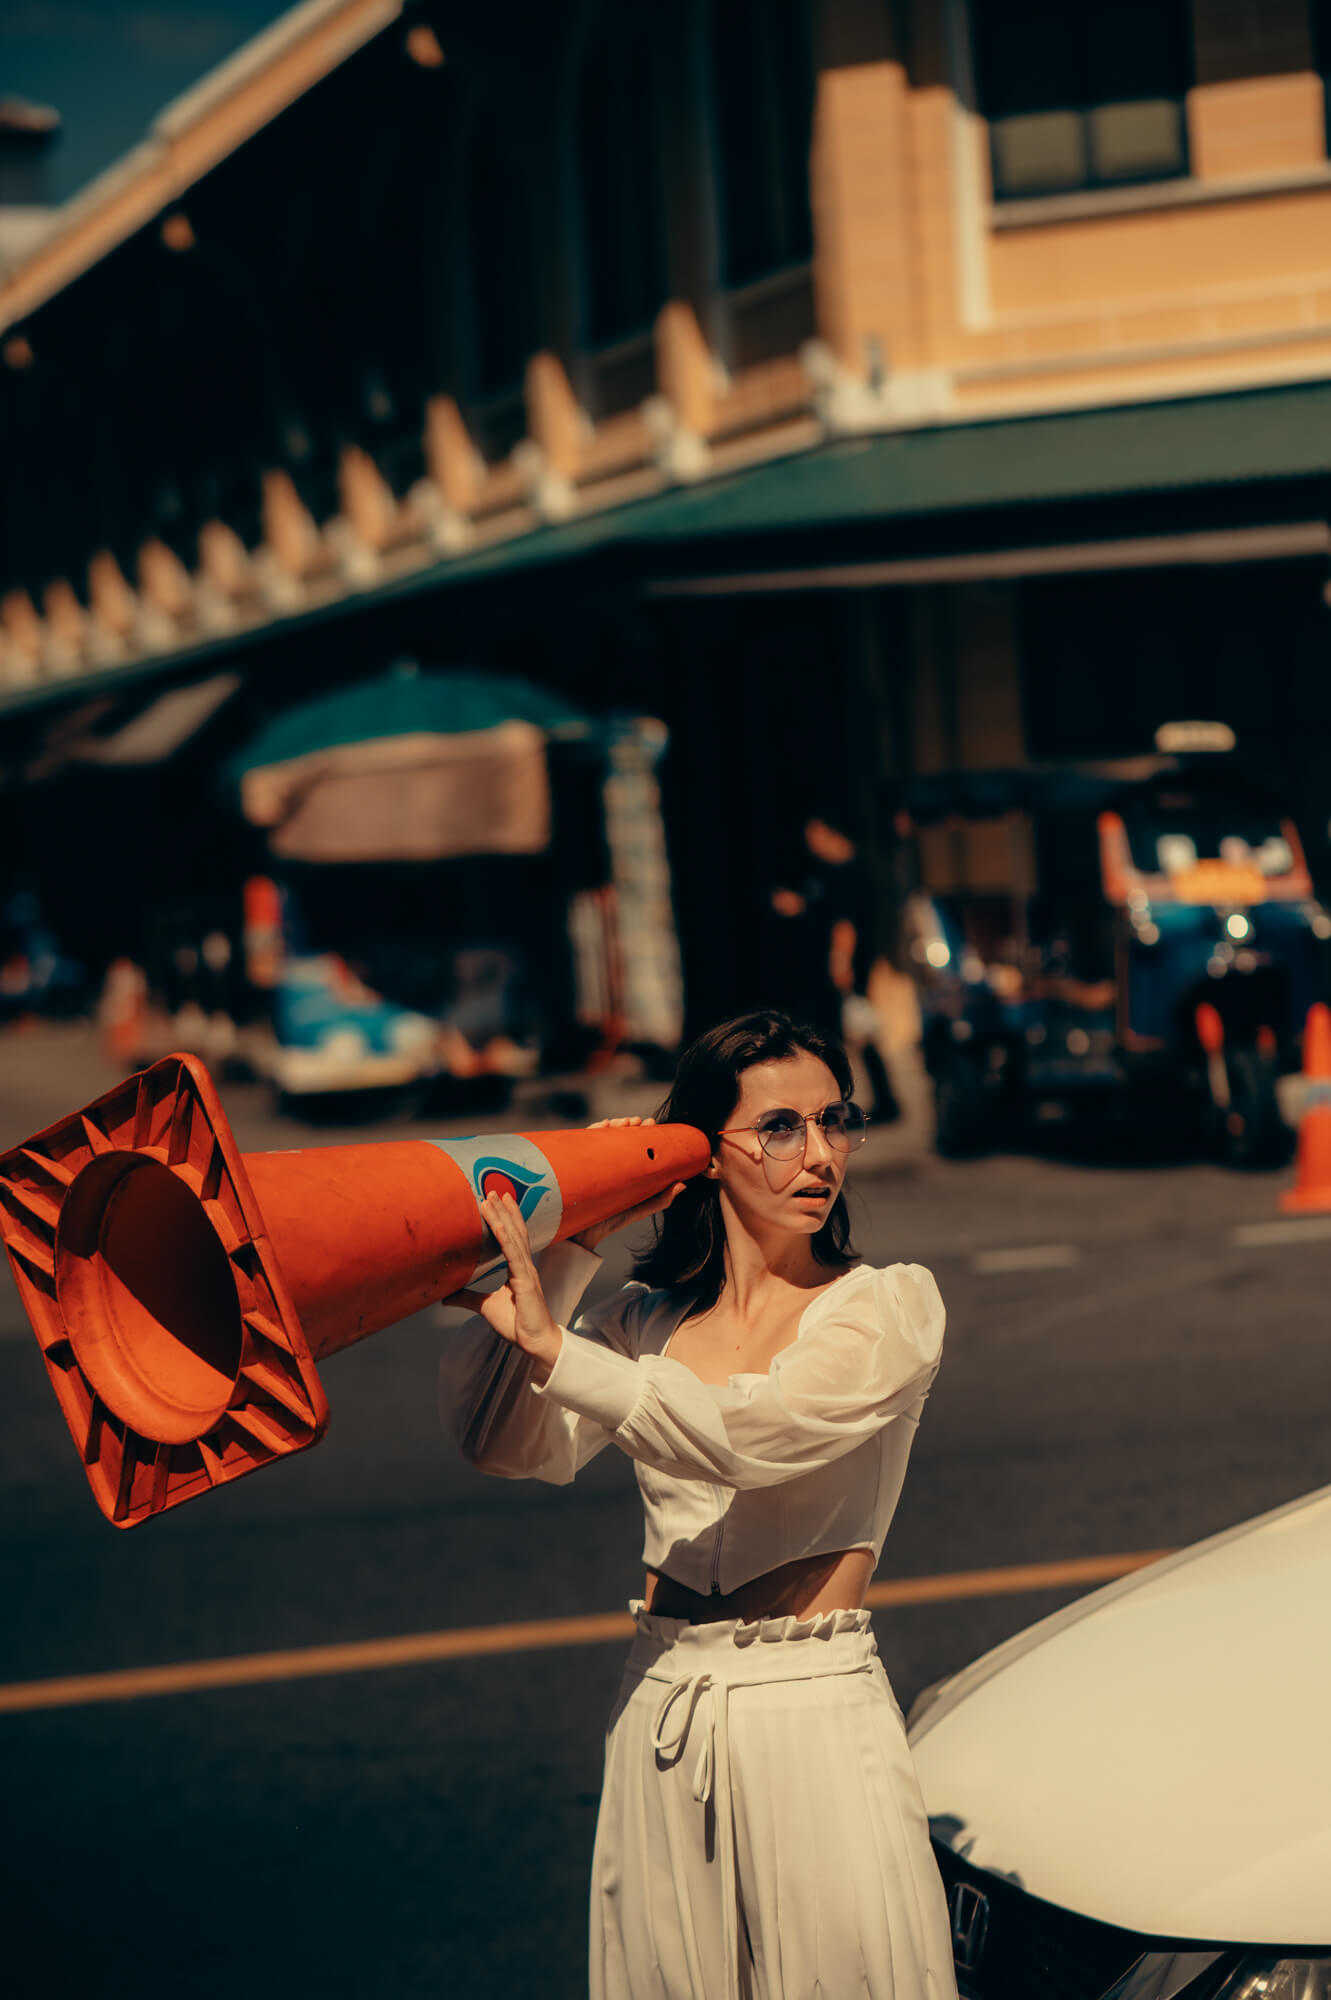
[1189,0,1325,179]
[810,22,914,376]
[952,583,1027,889]
[906,581,1028,893]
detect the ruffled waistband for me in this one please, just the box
[625,1599,877,1684]
[630,1599,871,1642]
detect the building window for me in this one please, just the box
[974,0,1190,201]
[708,0,814,286]
[576,12,668,349]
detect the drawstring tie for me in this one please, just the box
[640,1617,876,1999]
[651,1671,739,1996]
[651,1671,718,1803]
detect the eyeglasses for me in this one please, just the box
[718,1102,869,1160]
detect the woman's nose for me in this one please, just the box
[803,1117,836,1166]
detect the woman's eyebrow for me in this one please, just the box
[753,1101,840,1117]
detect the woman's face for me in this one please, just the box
[714,1051,849,1236]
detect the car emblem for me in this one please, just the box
[949,1883,990,1971]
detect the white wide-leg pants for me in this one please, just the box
[590,1604,959,2000]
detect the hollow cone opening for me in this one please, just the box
[56,1154,242,1445]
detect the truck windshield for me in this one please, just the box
[1121,790,1293,877]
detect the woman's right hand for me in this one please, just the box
[449,1192,562,1379]
[570,1114,685,1252]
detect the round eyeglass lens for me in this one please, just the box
[756,1111,807,1158]
[825,1103,867,1149]
[753,1105,868,1156]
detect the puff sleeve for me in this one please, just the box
[531,1263,943,1490]
[437,1239,649,1484]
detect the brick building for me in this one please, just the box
[5,0,1331,1025]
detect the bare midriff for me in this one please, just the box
[644,1545,874,1624]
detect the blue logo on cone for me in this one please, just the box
[471,1156,548,1225]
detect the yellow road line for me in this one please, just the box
[865,1549,1170,1609]
[0,1549,1170,1716]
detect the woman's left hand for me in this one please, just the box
[449,1193,562,1380]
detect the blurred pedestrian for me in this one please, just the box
[764,811,901,1124]
[438,1009,955,1997]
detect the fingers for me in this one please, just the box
[480,1192,519,1246]
[480,1192,538,1280]
[630,1181,687,1225]
[584,1114,657,1130]
[608,1182,687,1232]
[448,1288,489,1313]
[442,1279,519,1344]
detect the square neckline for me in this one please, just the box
[659,1262,866,1366]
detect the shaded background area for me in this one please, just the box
[3,1031,1331,1992]
[4,3,1331,1988]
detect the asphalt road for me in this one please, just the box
[2,1027,1329,1996]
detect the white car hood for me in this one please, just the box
[909,1486,1331,1942]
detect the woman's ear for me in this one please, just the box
[704,1157,722,1179]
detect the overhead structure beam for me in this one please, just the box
[0,0,403,337]
[645,520,1331,597]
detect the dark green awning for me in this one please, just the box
[395,374,1331,582]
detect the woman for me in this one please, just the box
[438,1010,957,1998]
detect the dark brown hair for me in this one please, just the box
[633,1009,859,1310]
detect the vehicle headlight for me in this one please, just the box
[1217,1960,1331,2000]
[1111,1955,1331,1999]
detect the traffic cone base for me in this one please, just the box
[0,1054,708,1527]
[1,1055,325,1528]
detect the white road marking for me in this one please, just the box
[1232,1218,1331,1249]
[971,1244,1082,1275]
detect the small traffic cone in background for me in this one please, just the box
[0,1054,709,1527]
[1281,1003,1331,1212]
[242,875,284,989]
[98,958,148,1066]
[1194,1001,1229,1114]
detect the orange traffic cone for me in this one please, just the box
[0,1054,708,1528]
[1281,1003,1331,1213]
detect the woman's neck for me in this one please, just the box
[716,1199,828,1318]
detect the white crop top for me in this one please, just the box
[437,1240,945,1597]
